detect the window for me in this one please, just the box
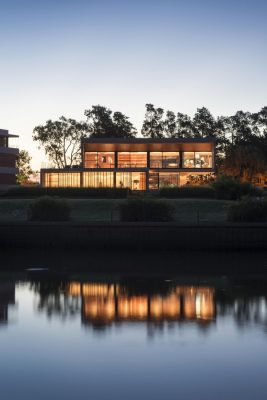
[83,172,114,187]
[117,152,147,168]
[84,152,115,168]
[44,172,80,187]
[149,172,179,189]
[150,152,180,168]
[182,152,213,168]
[116,172,146,190]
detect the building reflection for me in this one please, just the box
[0,281,15,325]
[68,283,215,327]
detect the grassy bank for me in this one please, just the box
[0,198,232,224]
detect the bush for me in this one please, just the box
[160,185,215,199]
[227,198,267,222]
[212,175,263,200]
[28,196,71,221]
[120,198,175,222]
[2,186,130,198]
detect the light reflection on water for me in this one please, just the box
[1,274,267,400]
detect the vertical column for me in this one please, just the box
[179,151,183,168]
[80,171,83,188]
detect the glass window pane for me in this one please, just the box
[159,173,179,188]
[183,152,195,168]
[83,172,114,187]
[162,152,180,168]
[150,152,162,168]
[116,172,146,190]
[118,153,147,168]
[195,152,213,168]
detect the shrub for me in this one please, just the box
[227,198,267,222]
[120,198,175,222]
[212,175,262,200]
[28,196,71,221]
[2,186,130,198]
[160,185,215,199]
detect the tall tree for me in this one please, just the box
[85,105,136,138]
[164,111,177,137]
[192,107,217,138]
[33,116,89,168]
[16,150,33,184]
[176,112,193,138]
[141,104,165,138]
[112,111,137,137]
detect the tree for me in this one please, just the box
[223,142,266,181]
[16,150,33,184]
[33,116,89,168]
[85,105,136,138]
[164,111,177,137]
[141,104,165,138]
[176,112,193,138]
[192,107,217,138]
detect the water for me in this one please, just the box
[1,252,267,400]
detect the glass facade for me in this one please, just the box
[44,172,80,187]
[183,152,213,168]
[116,172,146,190]
[117,152,147,168]
[149,172,179,189]
[150,152,180,168]
[84,152,115,168]
[83,172,114,188]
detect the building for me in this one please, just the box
[41,137,215,190]
[0,129,19,188]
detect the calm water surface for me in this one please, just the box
[1,252,267,400]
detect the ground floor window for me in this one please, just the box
[83,172,114,188]
[149,172,179,189]
[44,172,80,187]
[116,172,146,190]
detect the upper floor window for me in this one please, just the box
[118,152,147,168]
[84,152,115,168]
[182,152,213,168]
[150,152,180,168]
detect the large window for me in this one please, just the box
[150,152,180,168]
[149,172,179,189]
[83,172,114,187]
[117,152,147,168]
[182,152,213,168]
[44,172,80,187]
[84,152,115,168]
[116,172,146,190]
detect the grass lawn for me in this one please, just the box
[0,198,233,223]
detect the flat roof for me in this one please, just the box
[82,137,215,144]
[0,129,19,138]
[82,137,215,152]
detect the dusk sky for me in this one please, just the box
[1,0,267,169]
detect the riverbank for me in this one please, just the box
[1,221,267,250]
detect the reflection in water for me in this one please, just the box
[27,277,267,335]
[0,282,15,325]
[68,283,215,326]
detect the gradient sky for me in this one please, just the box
[1,0,267,169]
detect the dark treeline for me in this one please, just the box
[33,104,267,181]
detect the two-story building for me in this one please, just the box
[41,137,215,190]
[0,129,19,188]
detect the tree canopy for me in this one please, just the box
[85,105,136,138]
[33,116,89,168]
[16,150,33,184]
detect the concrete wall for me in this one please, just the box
[0,222,266,250]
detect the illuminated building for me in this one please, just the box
[41,137,215,190]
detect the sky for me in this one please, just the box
[1,0,267,169]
